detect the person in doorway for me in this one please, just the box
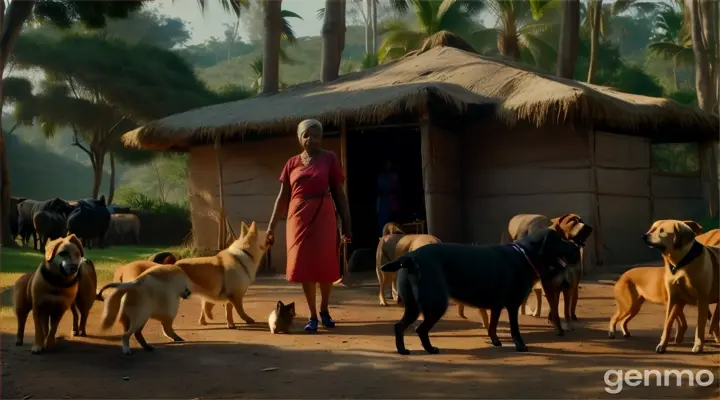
[377,160,401,235]
[266,119,352,333]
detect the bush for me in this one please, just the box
[115,187,190,219]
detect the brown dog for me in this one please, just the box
[376,222,442,306]
[13,235,85,354]
[643,220,720,354]
[696,228,720,246]
[608,220,711,340]
[70,258,97,337]
[98,254,185,299]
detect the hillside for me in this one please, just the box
[6,131,111,200]
[198,26,367,90]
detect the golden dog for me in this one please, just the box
[643,220,720,353]
[608,221,711,340]
[98,264,191,355]
[70,258,97,337]
[178,221,269,328]
[376,223,441,307]
[13,235,85,354]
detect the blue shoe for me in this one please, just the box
[319,310,336,328]
[304,318,318,333]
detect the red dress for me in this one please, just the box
[280,150,344,283]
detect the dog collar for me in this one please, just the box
[40,265,79,288]
[669,240,704,275]
[511,244,541,279]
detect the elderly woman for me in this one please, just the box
[267,119,352,333]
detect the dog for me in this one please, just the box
[497,213,592,329]
[97,264,191,355]
[176,221,269,328]
[104,259,175,287]
[70,258,97,337]
[148,251,178,264]
[696,228,720,246]
[642,220,720,354]
[381,228,581,355]
[376,222,442,306]
[13,235,85,354]
[268,301,296,334]
[608,220,712,340]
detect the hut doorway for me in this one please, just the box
[345,126,426,252]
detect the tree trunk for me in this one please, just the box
[337,0,346,74]
[365,0,372,53]
[371,0,377,53]
[108,151,116,205]
[91,148,106,199]
[688,0,719,218]
[261,0,282,94]
[498,18,521,60]
[586,0,602,83]
[557,0,581,79]
[321,0,343,82]
[672,62,679,91]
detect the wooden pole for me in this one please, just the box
[419,109,434,236]
[214,137,227,250]
[588,127,604,270]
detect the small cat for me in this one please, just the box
[268,301,295,334]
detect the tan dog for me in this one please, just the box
[178,221,269,328]
[608,220,710,340]
[376,222,441,306]
[643,220,720,354]
[696,228,720,246]
[13,235,85,354]
[97,264,191,355]
[70,258,97,337]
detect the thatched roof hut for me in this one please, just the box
[122,33,719,273]
[122,35,717,151]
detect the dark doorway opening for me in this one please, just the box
[345,126,426,253]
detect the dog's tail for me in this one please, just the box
[98,281,139,330]
[382,222,405,236]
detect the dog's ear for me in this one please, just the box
[673,222,696,249]
[239,221,249,237]
[66,234,84,257]
[248,221,257,234]
[287,302,296,316]
[682,220,704,235]
[276,300,284,312]
[44,237,64,264]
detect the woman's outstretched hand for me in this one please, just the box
[341,234,352,244]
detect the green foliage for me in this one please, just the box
[652,143,699,173]
[666,90,698,106]
[28,0,146,30]
[115,187,190,219]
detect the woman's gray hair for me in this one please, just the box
[297,119,323,141]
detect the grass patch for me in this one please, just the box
[1,245,170,288]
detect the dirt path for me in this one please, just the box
[1,273,718,399]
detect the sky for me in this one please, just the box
[155,0,328,45]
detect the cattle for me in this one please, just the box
[105,213,141,245]
[67,195,111,249]
[8,197,27,240]
[17,198,73,250]
[33,210,68,252]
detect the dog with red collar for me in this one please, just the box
[380,228,581,355]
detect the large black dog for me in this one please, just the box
[381,228,582,355]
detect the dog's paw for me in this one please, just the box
[571,314,579,321]
[692,343,703,354]
[608,331,615,339]
[555,329,565,337]
[515,345,529,352]
[31,346,43,354]
[673,336,683,345]
[655,344,666,354]
[15,339,23,346]
[532,309,542,318]
[426,347,440,355]
[198,317,208,326]
[244,318,256,324]
[397,349,411,355]
[622,332,631,338]
[491,338,502,347]
[226,323,237,329]
[379,300,388,307]
[142,344,154,352]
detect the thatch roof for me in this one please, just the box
[123,33,719,150]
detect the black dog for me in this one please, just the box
[381,228,581,355]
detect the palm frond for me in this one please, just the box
[280,9,303,44]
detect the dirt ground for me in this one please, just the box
[1,271,719,399]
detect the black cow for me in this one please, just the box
[9,196,27,240]
[33,211,69,252]
[18,198,74,250]
[67,195,111,249]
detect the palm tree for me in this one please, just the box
[377,0,484,63]
[556,0,580,79]
[647,2,693,90]
[586,0,603,83]
[472,0,560,71]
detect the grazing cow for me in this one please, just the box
[8,197,27,240]
[105,213,141,245]
[33,211,68,252]
[18,198,73,250]
[67,196,111,249]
